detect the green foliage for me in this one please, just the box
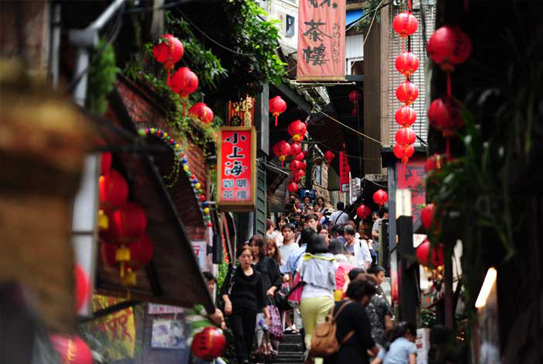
[353,0,383,31]
[88,40,120,115]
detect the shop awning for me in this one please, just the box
[88,90,215,314]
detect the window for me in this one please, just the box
[313,165,322,186]
[285,15,295,37]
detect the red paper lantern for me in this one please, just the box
[416,239,445,267]
[287,120,307,142]
[189,102,214,124]
[269,96,287,126]
[324,150,335,164]
[395,127,417,145]
[290,160,303,172]
[191,327,227,361]
[393,143,415,163]
[287,181,298,193]
[356,204,371,219]
[428,98,463,138]
[425,154,447,173]
[297,170,306,178]
[395,52,419,76]
[50,334,93,364]
[272,140,291,164]
[75,264,90,312]
[102,234,154,270]
[396,81,419,105]
[348,90,361,104]
[170,67,199,98]
[290,142,302,157]
[351,106,358,117]
[393,12,418,37]
[421,204,436,230]
[296,152,305,161]
[99,170,128,212]
[373,189,388,206]
[109,203,147,244]
[101,152,112,175]
[152,34,184,71]
[395,106,417,127]
[428,26,472,72]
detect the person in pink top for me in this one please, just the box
[328,239,358,301]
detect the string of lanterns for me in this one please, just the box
[392,1,419,166]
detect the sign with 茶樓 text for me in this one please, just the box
[297,0,346,82]
[217,127,256,211]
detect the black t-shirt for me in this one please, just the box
[324,300,376,364]
[254,256,282,292]
[220,267,266,312]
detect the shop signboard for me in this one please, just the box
[148,304,185,315]
[397,157,426,226]
[151,319,186,349]
[227,96,255,126]
[191,240,207,270]
[297,0,346,81]
[217,127,257,211]
[339,151,350,193]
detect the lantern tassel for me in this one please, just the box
[275,115,278,127]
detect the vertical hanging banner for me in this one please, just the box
[297,0,346,82]
[339,151,350,193]
[217,127,257,211]
[397,156,426,226]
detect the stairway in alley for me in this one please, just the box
[271,333,305,364]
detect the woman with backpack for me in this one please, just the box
[370,322,417,364]
[323,278,380,364]
[220,245,269,364]
[297,234,338,364]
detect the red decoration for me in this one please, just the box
[395,127,417,145]
[296,152,305,161]
[393,143,415,163]
[416,240,445,267]
[170,67,199,115]
[290,160,304,172]
[348,90,361,104]
[373,189,388,206]
[395,106,417,127]
[50,334,93,364]
[393,12,418,38]
[287,120,307,142]
[189,102,214,124]
[356,204,371,219]
[75,264,90,312]
[428,98,462,138]
[99,170,128,212]
[153,34,184,85]
[191,327,227,361]
[269,96,287,127]
[290,142,302,157]
[272,140,291,166]
[109,203,147,244]
[324,150,335,164]
[395,52,419,76]
[103,234,154,270]
[287,181,298,193]
[373,191,388,205]
[297,170,306,178]
[396,81,419,105]
[303,150,309,158]
[425,154,447,173]
[101,152,112,175]
[421,204,436,230]
[427,26,472,73]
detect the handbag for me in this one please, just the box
[309,301,354,358]
[267,298,283,340]
[287,272,304,308]
[274,282,291,311]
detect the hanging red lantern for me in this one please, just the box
[152,34,184,85]
[348,90,361,104]
[395,127,417,146]
[421,204,436,230]
[99,170,128,212]
[324,150,335,164]
[101,152,112,175]
[297,170,306,178]
[272,140,291,166]
[392,12,418,38]
[269,96,287,127]
[428,98,463,138]
[287,120,307,142]
[287,181,298,193]
[396,81,419,105]
[373,189,388,206]
[290,142,302,157]
[393,143,415,163]
[395,51,419,76]
[109,203,147,244]
[189,102,214,124]
[102,234,154,270]
[296,152,305,161]
[395,106,417,127]
[75,264,90,312]
[425,154,447,173]
[290,160,303,172]
[427,26,472,73]
[416,240,445,267]
[356,204,371,219]
[50,334,93,364]
[191,327,227,361]
[170,67,199,116]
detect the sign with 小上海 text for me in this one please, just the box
[297,0,346,82]
[339,151,350,192]
[217,127,256,211]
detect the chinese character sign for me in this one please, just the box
[297,0,346,82]
[218,127,256,211]
[228,96,254,126]
[339,151,350,192]
[398,156,426,226]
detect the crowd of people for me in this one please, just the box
[205,194,415,364]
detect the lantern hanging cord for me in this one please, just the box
[313,109,384,146]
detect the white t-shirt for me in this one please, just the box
[279,243,298,271]
[329,210,349,226]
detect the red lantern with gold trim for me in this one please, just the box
[349,90,361,104]
[189,102,214,124]
[103,234,154,270]
[192,327,227,361]
[50,334,93,364]
[109,203,147,244]
[287,120,307,142]
[373,189,388,206]
[393,143,415,164]
[393,12,418,37]
[296,152,305,161]
[421,204,436,230]
[428,26,472,73]
[425,154,447,173]
[395,127,417,146]
[287,181,298,193]
[273,140,291,167]
[396,81,419,105]
[324,150,335,165]
[290,142,302,157]
[269,96,287,127]
[395,106,417,127]
[170,67,198,116]
[395,52,419,76]
[428,98,463,138]
[356,204,371,219]
[99,170,128,212]
[416,240,444,267]
[153,34,184,85]
[290,160,303,172]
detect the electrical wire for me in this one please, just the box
[362,0,384,47]
[316,109,384,145]
[345,0,393,32]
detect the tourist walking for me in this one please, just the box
[328,239,357,302]
[371,322,417,364]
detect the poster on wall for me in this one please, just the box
[151,319,186,350]
[297,0,346,81]
[217,127,257,211]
